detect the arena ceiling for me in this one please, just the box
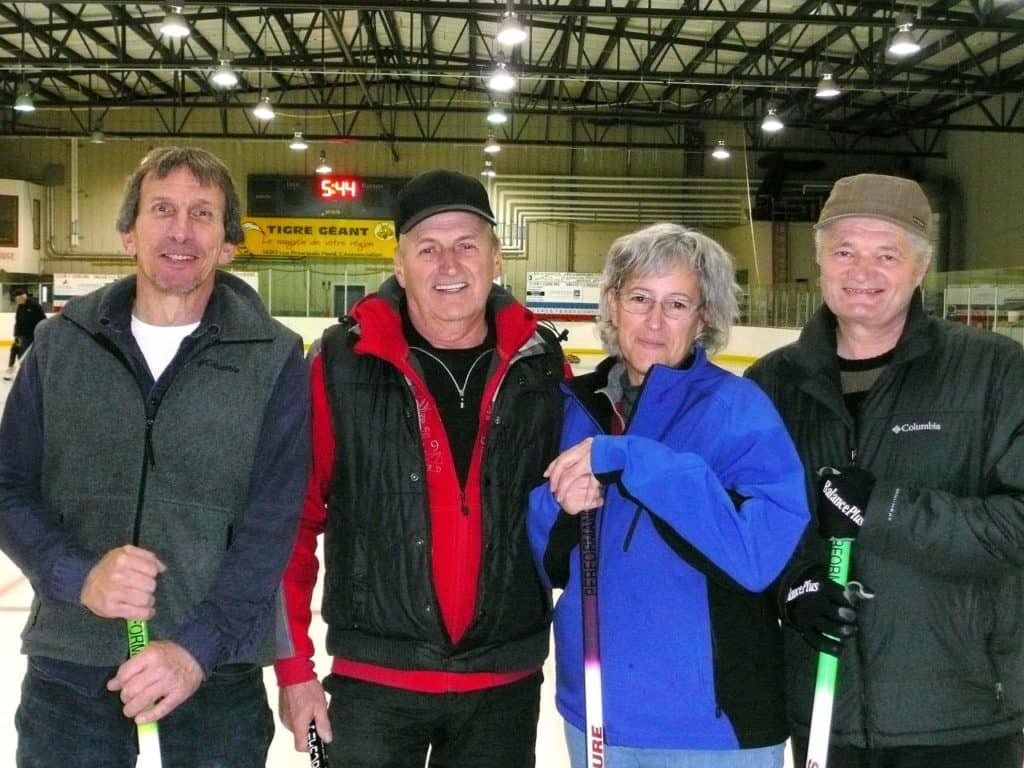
[2,1,1024,159]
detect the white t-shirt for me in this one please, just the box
[131,315,200,381]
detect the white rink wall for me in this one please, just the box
[0,312,798,375]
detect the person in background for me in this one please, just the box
[0,146,310,767]
[746,173,1024,768]
[528,222,809,767]
[4,287,46,380]
[274,169,566,767]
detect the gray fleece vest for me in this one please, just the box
[22,275,300,668]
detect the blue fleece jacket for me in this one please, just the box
[527,350,809,750]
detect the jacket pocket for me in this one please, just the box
[139,496,235,632]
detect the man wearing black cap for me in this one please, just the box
[747,174,1024,767]
[275,169,566,766]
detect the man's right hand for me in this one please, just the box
[783,565,870,655]
[80,544,166,620]
[279,679,332,752]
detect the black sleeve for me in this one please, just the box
[544,510,580,589]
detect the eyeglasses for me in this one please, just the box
[617,289,703,320]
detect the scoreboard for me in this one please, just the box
[247,174,406,219]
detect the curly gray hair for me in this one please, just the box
[596,222,739,357]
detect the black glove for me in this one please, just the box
[783,565,870,655]
[816,465,875,540]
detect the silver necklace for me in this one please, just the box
[409,346,493,409]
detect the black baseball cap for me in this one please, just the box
[393,169,496,238]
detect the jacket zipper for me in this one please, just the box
[589,368,650,555]
[132,416,156,545]
[847,435,874,749]
[985,633,1005,710]
[93,332,158,546]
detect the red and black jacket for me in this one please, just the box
[276,277,564,692]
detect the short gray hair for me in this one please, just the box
[596,222,739,356]
[116,147,244,245]
[814,222,933,272]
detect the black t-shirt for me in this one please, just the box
[402,305,496,486]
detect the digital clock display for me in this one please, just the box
[249,174,401,218]
[317,176,361,200]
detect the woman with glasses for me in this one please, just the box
[527,222,809,767]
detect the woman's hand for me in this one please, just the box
[544,438,604,514]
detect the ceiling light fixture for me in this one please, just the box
[159,5,190,39]
[315,150,332,175]
[487,106,508,125]
[289,131,308,151]
[761,107,784,133]
[252,94,275,121]
[12,83,34,113]
[210,51,238,88]
[483,134,502,154]
[90,129,105,144]
[711,140,730,160]
[481,158,497,178]
[488,61,517,93]
[815,72,841,99]
[495,11,528,47]
[888,15,921,57]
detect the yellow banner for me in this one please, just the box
[238,217,397,260]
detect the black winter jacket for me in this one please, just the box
[318,279,565,674]
[746,292,1024,748]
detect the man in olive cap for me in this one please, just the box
[747,174,1024,767]
[275,169,566,766]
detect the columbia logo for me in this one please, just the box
[197,358,240,373]
[891,421,942,434]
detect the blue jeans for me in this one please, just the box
[16,658,274,768]
[323,672,543,767]
[565,723,785,768]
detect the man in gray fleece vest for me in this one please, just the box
[0,147,310,767]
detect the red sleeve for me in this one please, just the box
[274,352,335,686]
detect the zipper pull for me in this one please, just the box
[996,682,1004,703]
